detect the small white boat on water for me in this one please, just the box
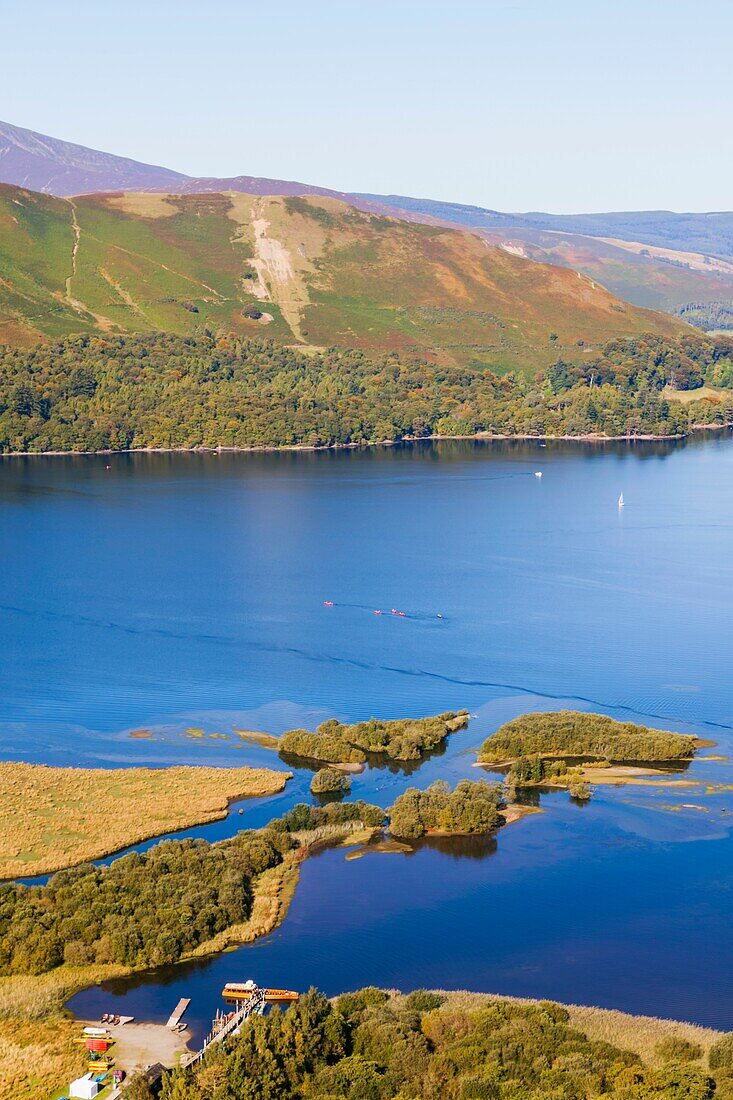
[618,492,625,508]
[534,471,543,479]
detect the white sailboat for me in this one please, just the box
[618,492,624,508]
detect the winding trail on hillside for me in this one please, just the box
[64,201,85,310]
[98,268,149,322]
[63,200,114,330]
[104,244,225,300]
[63,201,226,324]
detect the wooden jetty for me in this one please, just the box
[166,998,191,1029]
[182,989,267,1068]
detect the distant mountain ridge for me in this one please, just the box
[0,119,395,213]
[0,119,187,195]
[5,117,732,258]
[357,193,733,266]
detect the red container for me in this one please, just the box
[85,1038,111,1052]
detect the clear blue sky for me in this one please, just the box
[2,0,731,212]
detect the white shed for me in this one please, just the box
[70,1073,99,1099]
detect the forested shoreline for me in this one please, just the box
[154,987,725,1100]
[0,331,732,453]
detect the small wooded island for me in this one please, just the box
[388,779,505,838]
[280,710,469,765]
[478,710,702,801]
[311,767,352,795]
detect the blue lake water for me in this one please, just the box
[3,438,733,1037]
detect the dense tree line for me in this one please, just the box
[544,331,733,394]
[675,301,733,332]
[280,711,468,765]
[507,755,593,800]
[388,779,504,839]
[0,799,387,978]
[0,830,293,976]
[156,986,716,1099]
[0,331,732,453]
[0,801,389,978]
[267,801,385,834]
[480,711,698,764]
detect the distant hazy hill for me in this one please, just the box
[0,184,684,368]
[0,119,188,195]
[472,226,733,318]
[359,195,733,320]
[0,119,386,208]
[360,194,733,266]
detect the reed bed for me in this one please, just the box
[0,965,128,1100]
[0,761,291,879]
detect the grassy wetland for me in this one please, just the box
[0,762,291,879]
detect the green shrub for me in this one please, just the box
[655,1036,703,1063]
[404,990,446,1013]
[279,729,365,765]
[537,1000,570,1023]
[710,1033,733,1077]
[389,779,503,839]
[336,987,390,1021]
[318,711,468,761]
[459,1077,499,1099]
[310,768,351,795]
[568,779,593,801]
[267,801,385,834]
[281,711,468,766]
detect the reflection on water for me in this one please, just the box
[405,832,499,860]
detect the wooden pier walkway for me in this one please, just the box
[166,998,191,1029]
[182,990,266,1068]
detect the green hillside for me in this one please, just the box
[0,184,685,372]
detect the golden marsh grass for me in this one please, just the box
[0,762,291,879]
